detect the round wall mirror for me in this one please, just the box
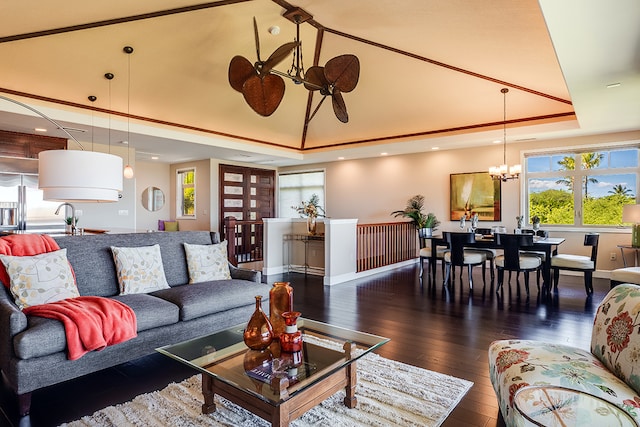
[141,186,165,212]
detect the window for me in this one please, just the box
[525,146,638,226]
[177,168,195,217]
[278,170,325,218]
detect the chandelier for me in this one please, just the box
[489,88,521,181]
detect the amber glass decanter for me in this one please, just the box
[269,282,294,338]
[243,295,274,351]
[279,311,302,353]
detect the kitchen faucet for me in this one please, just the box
[55,202,76,234]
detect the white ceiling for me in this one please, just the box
[0,0,638,166]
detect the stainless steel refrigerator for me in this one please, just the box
[0,156,63,233]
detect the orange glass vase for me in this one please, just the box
[243,295,274,351]
[269,282,294,338]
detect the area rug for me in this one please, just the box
[62,352,472,427]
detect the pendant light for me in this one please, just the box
[0,94,123,202]
[123,45,134,179]
[489,88,521,181]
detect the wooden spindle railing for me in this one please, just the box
[356,222,417,272]
[223,217,264,266]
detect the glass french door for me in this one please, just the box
[219,165,275,262]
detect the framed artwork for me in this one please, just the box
[450,172,501,221]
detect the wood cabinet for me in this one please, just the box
[0,130,67,159]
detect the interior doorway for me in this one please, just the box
[219,164,275,263]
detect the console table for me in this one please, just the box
[283,234,325,275]
[618,245,640,268]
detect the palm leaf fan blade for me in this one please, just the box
[303,66,329,92]
[229,56,257,92]
[253,17,261,62]
[262,42,299,76]
[242,74,285,116]
[324,55,360,93]
[332,89,349,123]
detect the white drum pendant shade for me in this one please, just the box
[38,150,123,202]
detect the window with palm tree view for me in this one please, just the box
[526,147,638,226]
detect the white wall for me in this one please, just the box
[280,130,640,273]
[135,161,171,231]
[70,143,136,232]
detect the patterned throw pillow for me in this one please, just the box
[184,241,231,284]
[111,244,171,295]
[0,248,79,310]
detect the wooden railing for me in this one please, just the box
[223,217,264,266]
[356,222,417,272]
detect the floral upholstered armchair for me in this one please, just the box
[489,284,640,426]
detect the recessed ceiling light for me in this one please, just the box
[34,128,47,132]
[151,156,159,160]
[338,156,345,160]
[432,147,439,150]
[493,140,502,144]
[606,82,621,89]
[381,152,388,156]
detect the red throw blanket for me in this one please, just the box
[0,234,60,288]
[24,296,138,360]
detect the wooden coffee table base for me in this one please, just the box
[201,343,357,427]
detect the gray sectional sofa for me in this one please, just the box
[0,230,269,416]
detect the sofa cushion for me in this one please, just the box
[0,248,79,309]
[110,294,180,332]
[184,241,231,283]
[151,280,271,321]
[591,284,640,395]
[111,244,171,295]
[54,231,217,297]
[14,294,180,360]
[489,339,640,426]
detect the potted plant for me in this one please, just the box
[391,195,440,237]
[292,194,325,235]
[64,216,78,234]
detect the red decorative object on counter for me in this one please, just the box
[243,295,274,350]
[269,281,294,337]
[279,311,302,353]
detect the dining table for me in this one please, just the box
[427,233,566,293]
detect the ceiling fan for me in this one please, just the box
[228,8,360,123]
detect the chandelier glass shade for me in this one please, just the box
[489,88,521,182]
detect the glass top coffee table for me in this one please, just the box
[157,318,389,426]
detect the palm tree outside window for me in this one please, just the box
[525,147,638,227]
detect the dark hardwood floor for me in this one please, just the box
[0,264,607,427]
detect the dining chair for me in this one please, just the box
[419,235,448,282]
[443,231,486,290]
[465,227,497,285]
[519,229,547,261]
[551,233,600,295]
[494,233,542,296]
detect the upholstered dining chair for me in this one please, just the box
[494,233,542,296]
[419,235,448,282]
[519,229,547,262]
[551,233,600,295]
[443,231,486,290]
[464,227,497,285]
